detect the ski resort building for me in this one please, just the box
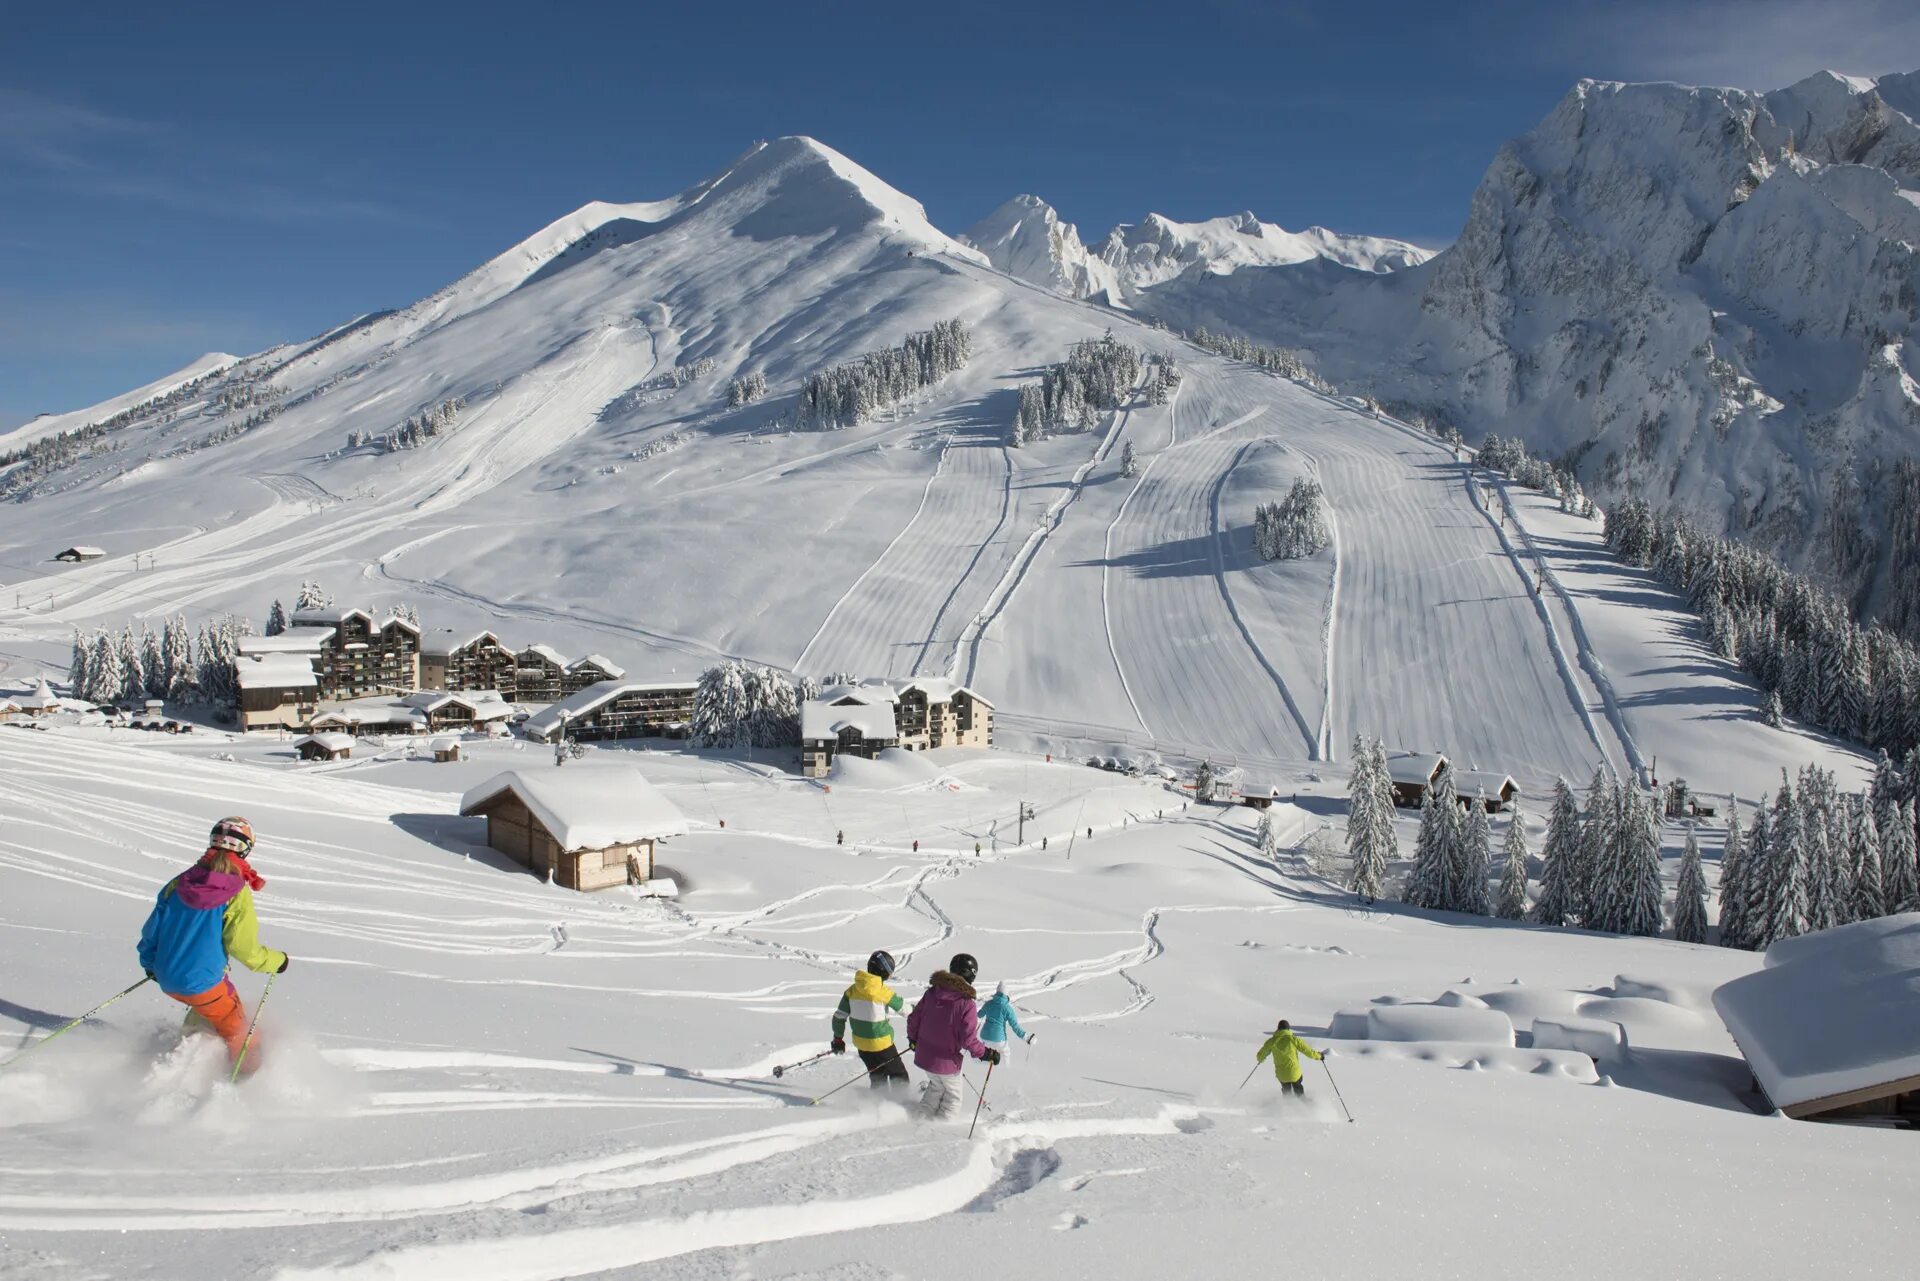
[236,654,321,731]
[287,608,422,701]
[796,677,989,777]
[420,631,517,696]
[1385,752,1449,807]
[564,654,626,693]
[513,644,571,704]
[522,680,699,743]
[1714,915,1920,1125]
[294,733,353,761]
[52,546,105,563]
[459,766,689,892]
[309,690,513,737]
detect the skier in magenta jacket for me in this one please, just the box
[905,952,997,1118]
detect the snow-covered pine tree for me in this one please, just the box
[265,600,288,636]
[1368,738,1401,873]
[1573,766,1616,924]
[1885,800,1920,912]
[1460,794,1494,915]
[1195,759,1216,803]
[295,580,332,611]
[1346,734,1390,898]
[163,616,199,704]
[1758,774,1809,947]
[118,627,147,705]
[1427,764,1470,911]
[141,625,166,699]
[1404,788,1448,911]
[1120,441,1139,479]
[1596,788,1664,936]
[1496,807,1530,919]
[90,630,124,707]
[1530,778,1582,926]
[1800,775,1842,932]
[690,661,752,748]
[1717,800,1748,948]
[1847,795,1885,923]
[1763,689,1784,729]
[67,632,91,703]
[1256,807,1280,863]
[1673,826,1710,943]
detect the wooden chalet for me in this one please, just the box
[53,546,105,563]
[295,732,353,761]
[429,735,463,763]
[513,644,571,704]
[1715,915,1920,1127]
[459,765,689,892]
[523,680,698,743]
[1454,769,1520,812]
[1385,751,1449,807]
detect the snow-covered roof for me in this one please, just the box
[888,677,992,707]
[236,654,320,690]
[401,689,513,721]
[523,680,697,739]
[459,765,689,850]
[1385,752,1448,787]
[312,697,426,728]
[518,643,570,668]
[567,653,626,679]
[238,626,335,655]
[814,682,896,707]
[291,607,372,627]
[57,545,106,559]
[427,735,461,751]
[1454,769,1518,798]
[1713,914,1920,1116]
[421,630,502,658]
[11,679,63,711]
[296,733,354,752]
[801,696,899,742]
[378,615,421,635]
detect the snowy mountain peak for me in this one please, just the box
[960,195,1120,300]
[1098,210,1432,291]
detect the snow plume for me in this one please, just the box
[689,659,804,748]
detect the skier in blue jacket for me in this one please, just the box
[978,982,1031,1060]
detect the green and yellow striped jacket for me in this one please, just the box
[833,970,905,1052]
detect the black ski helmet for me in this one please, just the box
[1277,1019,1291,1030]
[866,950,896,980]
[949,953,979,984]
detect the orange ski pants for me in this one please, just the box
[168,978,253,1065]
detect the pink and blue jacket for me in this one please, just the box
[137,863,283,996]
[906,970,989,1075]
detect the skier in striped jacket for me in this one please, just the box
[830,950,910,1091]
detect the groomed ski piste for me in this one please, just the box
[2,725,1914,1281]
[0,134,1907,1278]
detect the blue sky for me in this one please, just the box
[4,0,1918,429]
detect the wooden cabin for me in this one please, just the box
[295,732,353,761]
[1385,752,1449,807]
[1715,914,1920,1127]
[53,546,105,563]
[1454,770,1520,812]
[429,735,463,763]
[459,766,690,892]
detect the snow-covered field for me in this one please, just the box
[1,726,1911,1280]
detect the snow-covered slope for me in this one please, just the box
[2,351,240,449]
[0,132,1870,799]
[962,199,1430,302]
[1133,71,1920,619]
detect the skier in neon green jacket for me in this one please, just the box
[1256,1019,1323,1097]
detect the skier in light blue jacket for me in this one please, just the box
[978,982,1031,1059]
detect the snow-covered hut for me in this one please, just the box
[459,765,689,891]
[11,679,64,717]
[1385,751,1448,807]
[1454,770,1519,812]
[295,732,354,762]
[523,680,699,744]
[1713,915,1920,1124]
[428,735,463,763]
[52,546,105,562]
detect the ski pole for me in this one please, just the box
[229,971,278,1084]
[1234,1062,1262,1094]
[961,1072,994,1112]
[967,1061,995,1139]
[0,976,151,1070]
[1322,1056,1354,1123]
[772,1050,832,1079]
[809,1052,899,1105]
